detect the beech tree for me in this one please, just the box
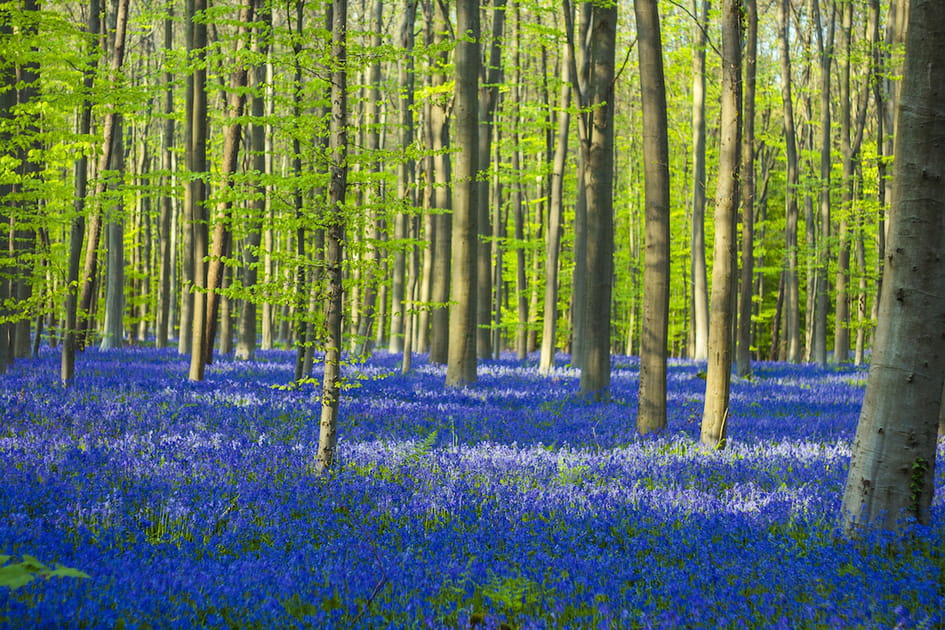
[635,0,670,431]
[841,0,945,534]
[699,0,741,449]
[446,0,480,387]
[316,0,348,473]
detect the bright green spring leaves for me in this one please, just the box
[0,554,90,590]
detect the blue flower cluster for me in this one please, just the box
[1,348,942,628]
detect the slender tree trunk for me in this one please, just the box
[236,6,271,362]
[428,0,452,365]
[778,0,801,363]
[734,0,756,378]
[186,0,209,379]
[62,0,101,383]
[201,1,255,372]
[689,0,709,361]
[539,40,571,376]
[155,6,174,349]
[77,0,130,350]
[841,0,945,534]
[700,0,741,449]
[446,0,480,387]
[811,0,834,366]
[476,0,506,359]
[100,121,126,351]
[389,0,418,355]
[635,0,671,431]
[316,0,347,473]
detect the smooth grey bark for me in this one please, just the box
[699,0,741,449]
[840,0,945,534]
[777,0,801,363]
[61,0,101,383]
[316,0,347,473]
[475,0,505,359]
[186,0,209,379]
[100,121,126,351]
[539,39,571,376]
[428,0,452,365]
[446,0,480,387]
[689,0,709,362]
[578,2,616,400]
[635,0,671,431]
[734,0,756,378]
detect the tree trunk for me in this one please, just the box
[316,0,347,473]
[778,0,801,363]
[389,0,418,355]
[236,6,271,362]
[428,0,452,365]
[186,0,209,380]
[811,0,834,366]
[578,2,616,400]
[840,0,945,534]
[635,0,671,431]
[734,0,756,378]
[700,0,741,449]
[77,0,130,351]
[539,39,571,376]
[201,0,255,371]
[155,5,175,350]
[689,0,709,361]
[62,0,101,383]
[100,121,126,351]
[446,0,480,387]
[476,0,506,359]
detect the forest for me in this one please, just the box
[1,0,944,627]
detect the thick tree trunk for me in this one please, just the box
[700,0,741,449]
[635,0,671,431]
[446,0,480,387]
[578,2,616,400]
[841,0,945,534]
[316,0,347,473]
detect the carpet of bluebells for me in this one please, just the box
[1,347,944,629]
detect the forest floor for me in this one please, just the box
[1,347,943,628]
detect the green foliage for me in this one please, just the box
[0,554,90,590]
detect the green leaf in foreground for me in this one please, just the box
[0,554,90,589]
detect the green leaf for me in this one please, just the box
[0,564,37,589]
[51,563,91,580]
